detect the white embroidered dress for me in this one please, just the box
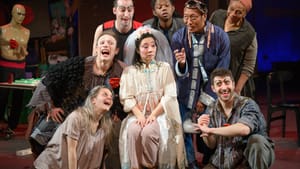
[119,61,186,169]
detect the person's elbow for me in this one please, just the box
[238,123,251,136]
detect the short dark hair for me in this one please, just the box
[113,0,135,7]
[150,0,175,9]
[184,0,208,14]
[210,68,234,83]
[96,30,118,47]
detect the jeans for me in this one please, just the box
[179,103,197,164]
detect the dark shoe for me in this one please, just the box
[4,128,15,140]
[188,161,199,169]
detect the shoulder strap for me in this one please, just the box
[103,20,142,30]
[132,20,143,29]
[103,20,115,30]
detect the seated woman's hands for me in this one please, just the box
[136,114,157,128]
[136,114,146,127]
[146,114,156,125]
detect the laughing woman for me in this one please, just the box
[33,85,114,169]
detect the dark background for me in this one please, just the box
[1,0,299,73]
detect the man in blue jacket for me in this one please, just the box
[171,0,230,168]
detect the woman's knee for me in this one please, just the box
[128,122,142,139]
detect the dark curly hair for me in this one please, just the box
[42,56,86,115]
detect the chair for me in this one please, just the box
[266,70,300,146]
[39,37,69,64]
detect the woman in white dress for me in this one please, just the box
[119,27,186,169]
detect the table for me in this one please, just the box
[0,79,40,139]
[0,82,38,90]
[0,78,40,91]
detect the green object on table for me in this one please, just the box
[14,78,41,84]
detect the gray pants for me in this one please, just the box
[244,134,275,169]
[204,134,275,169]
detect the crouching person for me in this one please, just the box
[197,68,275,169]
[33,85,114,169]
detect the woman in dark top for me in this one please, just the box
[210,0,257,99]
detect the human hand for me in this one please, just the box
[197,114,210,126]
[136,115,146,128]
[199,125,211,137]
[16,46,28,58]
[174,48,186,65]
[145,114,156,125]
[47,107,65,123]
[9,39,19,49]
[198,114,210,136]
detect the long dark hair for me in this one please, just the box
[133,32,158,68]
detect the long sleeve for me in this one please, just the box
[119,66,137,113]
[242,34,257,77]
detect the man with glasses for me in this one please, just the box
[171,0,230,168]
[92,0,142,61]
[92,2,141,169]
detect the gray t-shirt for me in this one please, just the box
[34,111,106,169]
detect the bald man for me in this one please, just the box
[0,4,30,139]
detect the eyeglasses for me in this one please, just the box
[183,14,201,22]
[117,5,134,13]
[184,0,207,14]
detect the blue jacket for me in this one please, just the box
[171,21,230,109]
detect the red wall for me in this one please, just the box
[134,0,185,22]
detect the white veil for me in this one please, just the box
[123,26,174,67]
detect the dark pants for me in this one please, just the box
[0,66,25,130]
[29,137,45,159]
[196,135,215,165]
[178,103,197,165]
